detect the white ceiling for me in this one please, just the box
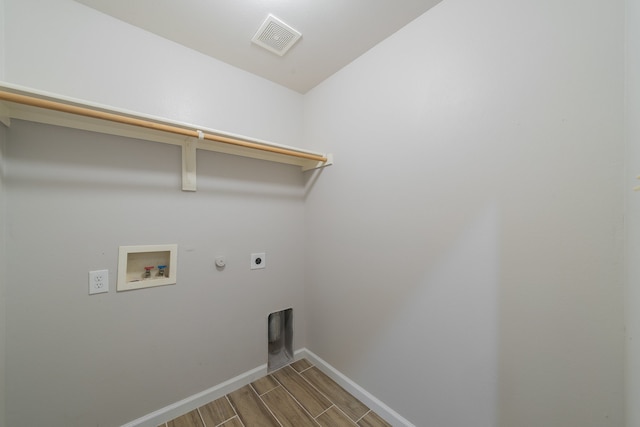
[73,0,443,93]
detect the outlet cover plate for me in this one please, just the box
[89,269,109,295]
[251,253,266,270]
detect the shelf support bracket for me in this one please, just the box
[302,153,334,171]
[182,131,202,192]
[0,101,11,128]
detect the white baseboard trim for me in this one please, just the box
[121,363,269,427]
[297,348,415,427]
[122,348,413,427]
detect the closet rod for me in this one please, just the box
[0,90,328,163]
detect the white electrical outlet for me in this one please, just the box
[89,269,109,295]
[251,253,266,270]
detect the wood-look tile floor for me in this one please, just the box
[160,358,392,427]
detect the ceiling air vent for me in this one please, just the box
[252,14,302,56]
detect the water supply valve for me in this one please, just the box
[157,265,167,277]
[144,266,153,279]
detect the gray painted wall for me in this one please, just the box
[626,0,640,425]
[3,0,303,146]
[303,0,625,425]
[5,121,307,427]
[0,0,6,425]
[0,0,630,426]
[2,0,307,426]
[0,124,7,427]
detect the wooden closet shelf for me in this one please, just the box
[0,82,332,191]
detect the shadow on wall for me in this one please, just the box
[5,119,307,200]
[307,170,622,427]
[346,203,500,426]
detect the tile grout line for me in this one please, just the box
[264,377,322,426]
[313,403,337,419]
[275,365,329,419]
[355,409,372,424]
[197,407,206,427]
[297,364,367,425]
[255,375,280,396]
[163,359,387,427]
[283,366,329,423]
[296,366,354,415]
[225,394,246,427]
[310,394,360,427]
[250,382,284,427]
[295,364,314,374]
[335,405,362,426]
[214,415,241,427]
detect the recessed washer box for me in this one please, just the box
[117,244,177,291]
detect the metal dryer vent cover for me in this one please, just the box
[252,14,302,56]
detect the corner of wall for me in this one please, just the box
[0,2,7,425]
[1,1,10,423]
[626,0,640,425]
[0,120,7,427]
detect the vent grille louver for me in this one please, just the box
[252,14,302,56]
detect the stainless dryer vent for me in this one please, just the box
[268,308,293,372]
